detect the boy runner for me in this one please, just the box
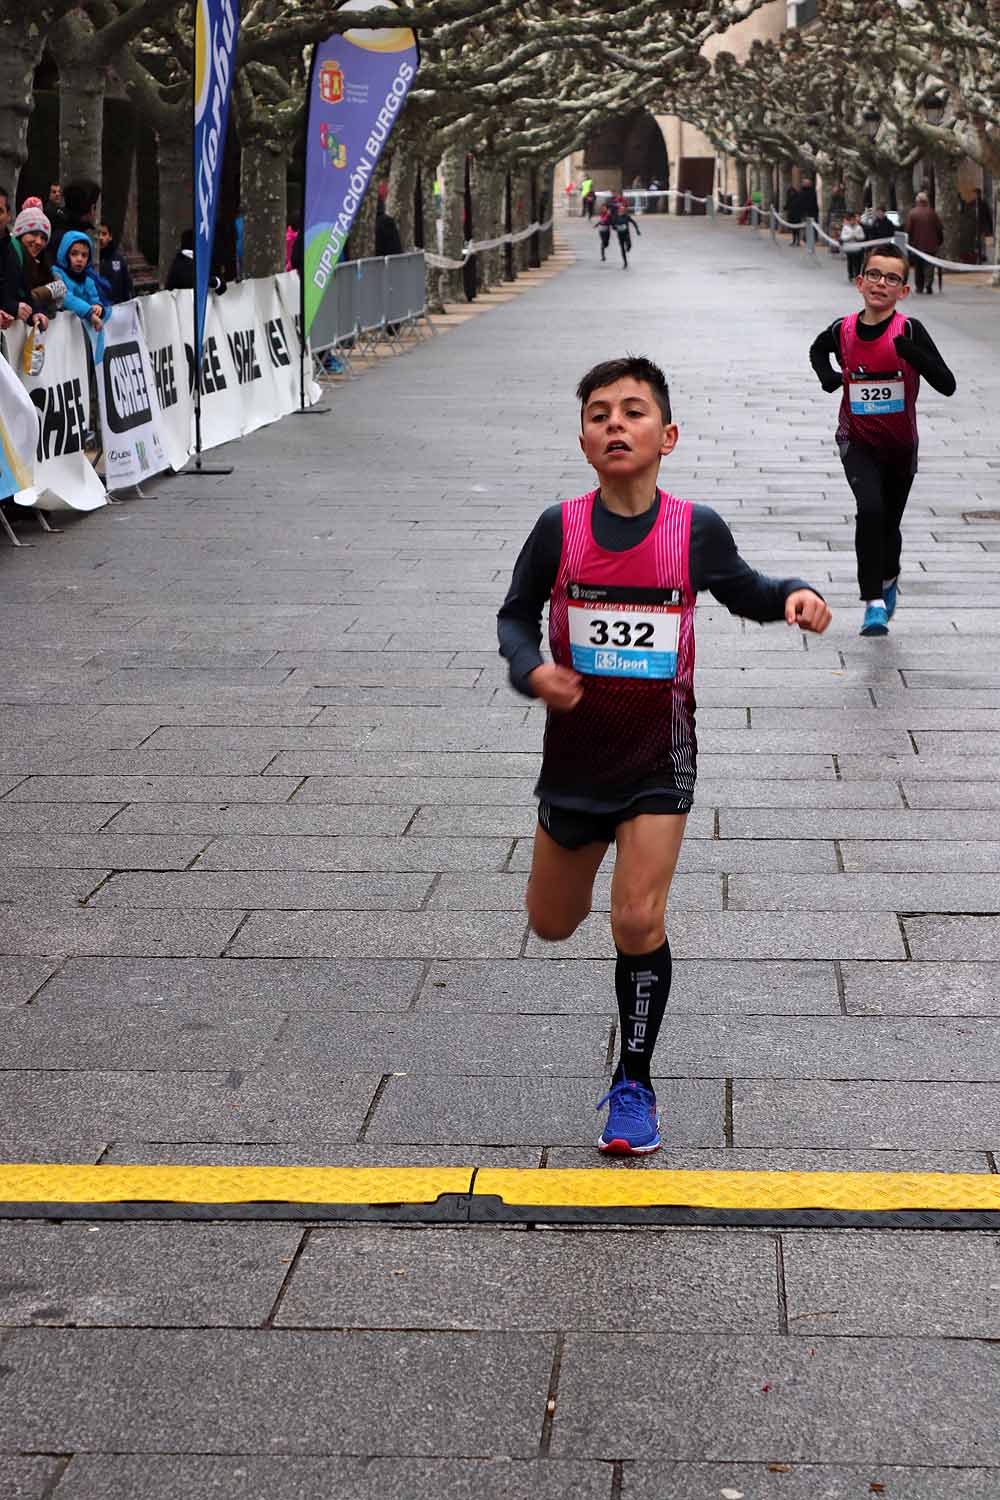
[609,197,641,269]
[809,242,956,636]
[497,357,831,1154]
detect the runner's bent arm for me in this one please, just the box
[690,505,820,622]
[893,319,957,396]
[497,505,563,696]
[809,323,843,392]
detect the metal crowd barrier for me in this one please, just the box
[310,250,429,368]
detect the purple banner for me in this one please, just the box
[302,21,418,338]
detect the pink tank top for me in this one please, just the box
[837,310,919,453]
[540,489,697,806]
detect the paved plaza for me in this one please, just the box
[2,212,1000,1495]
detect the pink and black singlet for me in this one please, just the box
[540,488,697,810]
[836,311,920,456]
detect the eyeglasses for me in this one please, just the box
[862,269,904,287]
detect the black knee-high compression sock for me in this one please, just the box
[612,938,672,1089]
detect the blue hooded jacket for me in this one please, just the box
[54,231,113,322]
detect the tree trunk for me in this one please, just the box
[757,162,773,212]
[419,156,443,312]
[931,153,961,261]
[56,66,105,190]
[539,163,555,260]
[241,132,286,278]
[388,140,418,250]
[894,168,915,221]
[120,141,139,252]
[353,171,380,261]
[157,130,191,287]
[476,161,503,290]
[436,144,465,304]
[503,170,515,281]
[777,161,792,216]
[513,168,532,270]
[872,170,892,212]
[0,16,49,194]
[735,160,748,209]
[845,169,865,214]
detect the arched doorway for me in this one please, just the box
[583,110,669,196]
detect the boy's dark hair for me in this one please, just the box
[862,241,909,278]
[64,179,101,215]
[577,356,672,424]
[0,186,10,211]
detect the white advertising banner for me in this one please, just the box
[190,288,244,451]
[4,317,106,512]
[139,291,192,471]
[215,280,282,436]
[0,341,39,498]
[90,300,170,490]
[255,275,299,417]
[276,270,321,407]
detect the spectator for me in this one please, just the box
[580,176,596,219]
[0,184,21,326]
[785,183,803,246]
[374,199,403,257]
[44,183,66,237]
[285,216,300,271]
[799,177,819,225]
[839,210,865,280]
[53,230,111,330]
[165,228,227,294]
[11,198,63,330]
[98,223,134,303]
[61,180,101,237]
[905,191,944,295]
[866,203,895,242]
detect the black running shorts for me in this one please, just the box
[537,794,692,850]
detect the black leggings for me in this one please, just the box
[615,229,630,265]
[841,443,915,600]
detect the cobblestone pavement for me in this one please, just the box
[2,213,1000,1496]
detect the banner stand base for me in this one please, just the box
[295,405,331,417]
[181,461,235,477]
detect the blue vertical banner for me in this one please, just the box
[302,11,418,341]
[193,0,240,370]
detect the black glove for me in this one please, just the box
[893,334,915,362]
[821,373,841,394]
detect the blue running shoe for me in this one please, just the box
[596,1079,661,1155]
[883,580,898,620]
[860,603,889,637]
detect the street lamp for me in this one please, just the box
[861,106,881,141]
[922,93,947,125]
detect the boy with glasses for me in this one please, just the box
[809,243,956,636]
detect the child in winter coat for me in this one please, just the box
[54,230,112,330]
[839,212,866,281]
[11,198,65,331]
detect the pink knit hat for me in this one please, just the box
[13,196,51,242]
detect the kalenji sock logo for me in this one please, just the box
[626,969,657,1053]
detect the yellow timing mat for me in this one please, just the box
[2,1162,1000,1226]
